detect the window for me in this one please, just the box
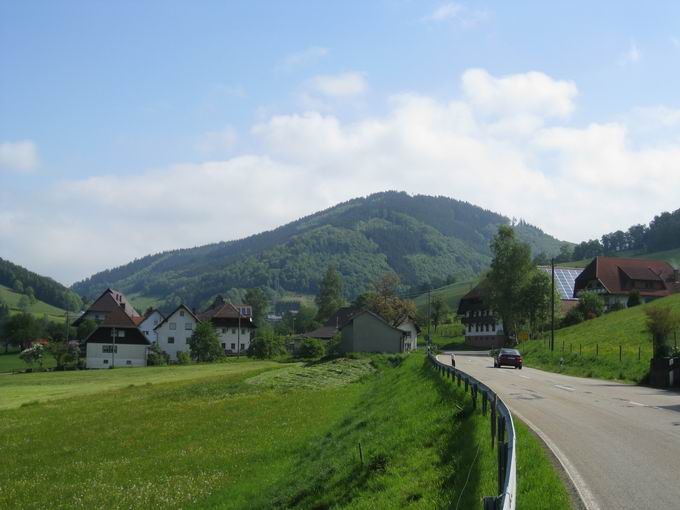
[241,328,246,335]
[240,343,245,350]
[221,343,226,348]
[118,330,125,337]
[102,345,118,353]
[169,322,176,330]
[180,310,185,317]
[231,343,236,349]
[143,330,148,335]
[222,328,226,333]
[168,337,175,344]
[185,322,192,331]
[103,359,109,364]
[126,360,132,365]
[231,328,236,334]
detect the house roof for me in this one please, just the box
[574,256,680,297]
[198,301,256,328]
[87,288,140,318]
[100,305,141,328]
[339,309,405,334]
[305,325,338,339]
[457,281,490,314]
[153,304,201,330]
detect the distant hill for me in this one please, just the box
[0,284,69,322]
[71,191,567,310]
[0,257,82,312]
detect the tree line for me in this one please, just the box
[572,207,680,260]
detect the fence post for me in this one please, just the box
[579,343,582,356]
[570,343,572,353]
[638,345,641,361]
[619,344,622,363]
[562,340,565,353]
[596,343,599,357]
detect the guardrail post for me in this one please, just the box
[457,373,461,386]
[472,384,477,410]
[464,377,469,393]
[498,440,508,495]
[482,391,488,416]
[491,396,497,449]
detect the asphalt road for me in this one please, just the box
[440,351,680,510]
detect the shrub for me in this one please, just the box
[627,290,642,307]
[189,322,224,362]
[578,291,605,318]
[645,306,680,357]
[176,351,191,365]
[561,307,584,327]
[19,344,45,368]
[297,338,324,359]
[147,342,169,366]
[248,326,286,359]
[608,302,626,313]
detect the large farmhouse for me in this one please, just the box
[199,300,256,355]
[457,283,505,348]
[84,306,150,368]
[574,256,680,310]
[154,304,200,361]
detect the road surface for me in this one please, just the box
[441,351,680,510]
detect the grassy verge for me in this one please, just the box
[521,293,680,383]
[0,355,571,509]
[0,352,56,373]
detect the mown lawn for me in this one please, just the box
[0,354,571,509]
[0,352,56,373]
[521,293,680,383]
[0,284,68,321]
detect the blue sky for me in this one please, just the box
[2,1,680,284]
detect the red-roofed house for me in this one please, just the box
[74,288,141,326]
[574,256,680,310]
[198,300,256,355]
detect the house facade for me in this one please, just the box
[154,304,200,361]
[396,318,419,351]
[573,256,680,310]
[138,309,164,343]
[457,284,505,348]
[339,310,407,353]
[199,301,256,355]
[84,306,149,368]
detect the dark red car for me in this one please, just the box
[494,348,523,369]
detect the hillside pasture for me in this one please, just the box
[414,279,477,313]
[0,284,68,321]
[521,293,680,383]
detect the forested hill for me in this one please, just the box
[71,192,566,309]
[0,257,82,311]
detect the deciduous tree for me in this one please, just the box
[315,264,344,323]
[188,322,223,362]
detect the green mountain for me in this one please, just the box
[71,192,567,309]
[0,257,82,312]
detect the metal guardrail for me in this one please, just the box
[428,352,516,510]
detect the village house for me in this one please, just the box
[457,283,505,348]
[138,309,164,343]
[199,299,255,355]
[154,304,200,361]
[573,256,680,310]
[84,306,150,368]
[74,288,141,326]
[306,306,420,351]
[538,266,582,315]
[339,310,410,353]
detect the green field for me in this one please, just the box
[0,284,69,321]
[414,279,478,313]
[0,351,56,373]
[0,354,570,509]
[521,293,680,383]
[558,247,680,269]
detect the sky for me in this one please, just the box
[2,1,680,285]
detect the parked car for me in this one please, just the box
[494,348,523,369]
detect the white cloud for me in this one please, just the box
[3,68,680,284]
[619,42,641,65]
[461,68,577,119]
[309,72,368,98]
[422,2,489,26]
[194,126,238,155]
[0,140,38,172]
[277,46,329,71]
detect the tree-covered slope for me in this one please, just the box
[0,257,82,311]
[71,192,566,309]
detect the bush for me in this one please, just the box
[189,322,224,362]
[608,302,626,313]
[176,351,191,365]
[147,343,169,366]
[627,290,642,307]
[645,306,680,357]
[561,307,584,327]
[578,291,605,318]
[297,338,324,359]
[248,327,286,359]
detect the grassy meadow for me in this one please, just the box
[0,284,68,321]
[0,350,56,373]
[0,353,570,509]
[521,293,680,383]
[414,279,478,313]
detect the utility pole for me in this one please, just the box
[237,308,241,359]
[551,258,555,352]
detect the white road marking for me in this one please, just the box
[554,384,576,392]
[519,375,531,379]
[511,409,601,510]
[628,401,646,407]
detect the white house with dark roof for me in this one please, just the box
[154,304,200,361]
[84,306,150,369]
[199,299,256,355]
[74,288,141,326]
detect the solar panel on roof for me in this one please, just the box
[538,266,583,300]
